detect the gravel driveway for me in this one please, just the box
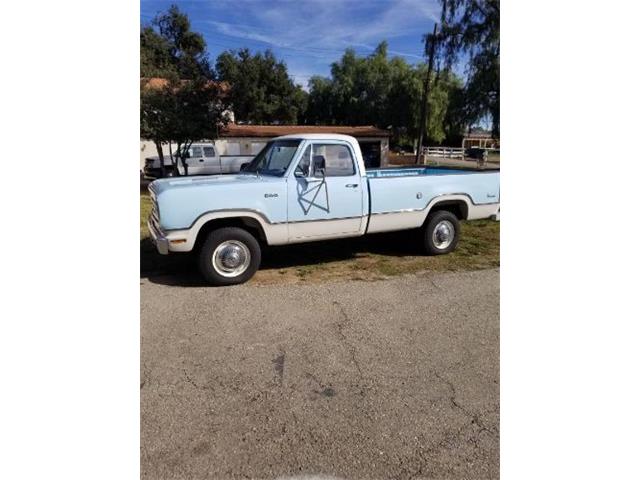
[141,268,499,479]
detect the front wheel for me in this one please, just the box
[198,227,261,286]
[421,210,460,255]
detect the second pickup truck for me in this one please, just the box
[148,134,500,285]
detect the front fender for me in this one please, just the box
[165,209,288,252]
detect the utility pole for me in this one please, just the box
[415,23,438,164]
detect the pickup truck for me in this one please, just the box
[148,134,499,286]
[143,142,254,179]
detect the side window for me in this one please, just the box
[191,146,203,157]
[203,146,215,157]
[313,144,355,176]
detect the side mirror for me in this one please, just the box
[311,155,326,178]
[240,162,249,171]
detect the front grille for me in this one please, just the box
[148,184,161,229]
[151,203,160,226]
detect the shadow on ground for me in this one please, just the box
[141,230,422,287]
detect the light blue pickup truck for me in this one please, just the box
[148,134,499,285]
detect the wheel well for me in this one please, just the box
[427,200,468,221]
[194,217,267,251]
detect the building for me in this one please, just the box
[217,124,390,168]
[140,77,391,169]
[140,124,391,170]
[461,130,500,150]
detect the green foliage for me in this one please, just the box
[140,27,175,78]
[140,4,212,79]
[215,48,308,124]
[426,69,465,144]
[438,0,500,136]
[306,42,466,145]
[140,5,227,175]
[141,78,228,175]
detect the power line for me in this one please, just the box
[141,14,423,61]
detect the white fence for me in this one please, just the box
[423,147,465,159]
[417,146,500,168]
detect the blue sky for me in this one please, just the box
[140,0,442,88]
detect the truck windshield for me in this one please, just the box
[242,140,301,176]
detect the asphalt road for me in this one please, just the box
[141,269,499,479]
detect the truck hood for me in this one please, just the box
[149,173,287,230]
[150,173,280,195]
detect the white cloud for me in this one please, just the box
[206,0,439,59]
[198,0,441,85]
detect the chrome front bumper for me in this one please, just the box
[147,217,169,255]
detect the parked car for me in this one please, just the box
[143,142,254,179]
[148,134,500,286]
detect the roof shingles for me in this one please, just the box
[219,124,390,138]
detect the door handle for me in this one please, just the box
[345,184,359,188]
[199,159,204,162]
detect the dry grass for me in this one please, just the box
[140,191,499,285]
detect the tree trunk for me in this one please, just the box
[169,143,177,176]
[181,141,193,176]
[154,141,166,177]
[416,23,438,165]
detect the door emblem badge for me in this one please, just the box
[264,193,279,198]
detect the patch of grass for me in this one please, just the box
[140,191,152,239]
[140,191,499,284]
[296,265,319,280]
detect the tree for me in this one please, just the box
[215,48,307,124]
[140,4,212,79]
[387,58,422,142]
[141,78,228,176]
[305,76,336,125]
[140,5,227,175]
[424,69,465,144]
[437,0,500,136]
[140,27,175,79]
[140,79,172,170]
[305,42,466,147]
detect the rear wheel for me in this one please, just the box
[198,227,261,286]
[421,210,460,255]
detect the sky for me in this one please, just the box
[140,0,442,88]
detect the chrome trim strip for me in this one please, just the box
[367,168,499,179]
[162,194,498,231]
[288,215,363,224]
[164,208,365,231]
[369,193,499,216]
[147,217,169,254]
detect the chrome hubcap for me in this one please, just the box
[212,240,251,277]
[432,220,455,249]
